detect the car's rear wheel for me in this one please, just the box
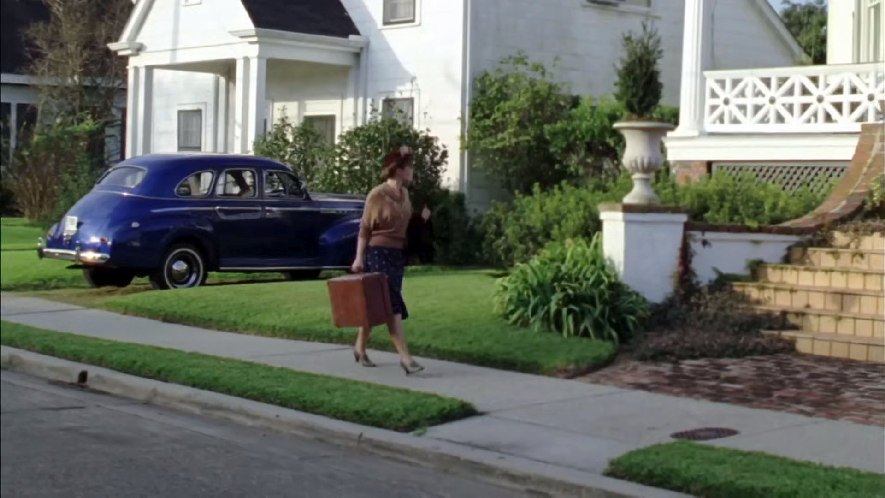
[83,268,135,288]
[150,244,207,290]
[283,269,322,281]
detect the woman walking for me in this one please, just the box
[350,146,425,375]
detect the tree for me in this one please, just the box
[614,21,663,119]
[780,0,827,65]
[26,0,131,127]
[465,54,575,194]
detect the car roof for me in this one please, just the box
[114,154,292,197]
[121,153,289,172]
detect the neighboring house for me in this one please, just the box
[0,0,46,168]
[0,0,129,168]
[111,0,803,207]
[666,0,885,187]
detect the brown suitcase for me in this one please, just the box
[327,273,393,328]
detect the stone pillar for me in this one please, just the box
[671,0,712,138]
[600,204,688,304]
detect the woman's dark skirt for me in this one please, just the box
[365,246,409,320]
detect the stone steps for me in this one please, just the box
[731,228,884,362]
[756,264,883,293]
[734,282,883,315]
[765,330,885,363]
[788,246,884,272]
[829,232,885,251]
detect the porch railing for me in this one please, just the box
[704,63,885,134]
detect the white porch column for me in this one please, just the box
[233,57,249,154]
[246,57,268,153]
[671,0,712,137]
[132,66,153,156]
[233,56,268,154]
[125,66,138,158]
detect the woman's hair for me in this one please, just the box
[382,145,414,179]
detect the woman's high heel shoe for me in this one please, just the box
[400,360,424,375]
[352,349,376,367]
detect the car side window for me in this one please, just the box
[264,171,303,198]
[215,169,256,198]
[175,171,214,198]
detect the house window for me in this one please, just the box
[383,0,416,25]
[15,104,37,137]
[382,98,414,126]
[302,115,336,145]
[0,103,10,168]
[177,109,202,152]
[586,0,650,8]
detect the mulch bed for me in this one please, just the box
[580,353,885,426]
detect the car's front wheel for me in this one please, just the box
[83,268,134,288]
[150,244,207,290]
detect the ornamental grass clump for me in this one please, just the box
[494,235,648,344]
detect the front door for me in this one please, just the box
[212,168,263,267]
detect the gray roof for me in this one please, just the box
[241,0,360,39]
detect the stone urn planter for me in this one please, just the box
[613,120,675,205]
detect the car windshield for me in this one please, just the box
[97,166,146,188]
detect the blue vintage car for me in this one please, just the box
[38,154,364,289]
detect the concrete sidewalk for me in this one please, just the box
[2,294,883,477]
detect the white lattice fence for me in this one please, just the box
[712,162,848,193]
[705,63,885,133]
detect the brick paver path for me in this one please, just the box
[581,354,885,426]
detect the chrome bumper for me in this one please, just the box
[37,238,110,265]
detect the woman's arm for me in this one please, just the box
[351,235,367,273]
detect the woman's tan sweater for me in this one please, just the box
[359,183,413,249]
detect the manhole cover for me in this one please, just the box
[670,427,739,441]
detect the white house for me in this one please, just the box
[111,0,804,206]
[666,0,885,186]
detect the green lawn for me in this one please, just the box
[50,271,615,376]
[1,217,44,251]
[1,321,476,432]
[606,442,885,498]
[1,250,88,291]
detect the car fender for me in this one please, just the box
[318,216,360,266]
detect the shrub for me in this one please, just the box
[324,117,447,209]
[425,190,483,265]
[6,120,103,223]
[254,113,335,187]
[466,54,576,194]
[545,97,626,179]
[614,22,664,119]
[655,171,831,226]
[495,235,648,344]
[481,176,632,267]
[864,173,885,218]
[633,288,794,362]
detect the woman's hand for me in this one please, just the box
[351,257,364,274]
[421,205,431,221]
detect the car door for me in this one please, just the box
[211,168,264,267]
[262,169,322,266]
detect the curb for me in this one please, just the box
[1,347,687,498]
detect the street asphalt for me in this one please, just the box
[0,370,528,498]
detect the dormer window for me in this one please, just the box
[383,0,416,25]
